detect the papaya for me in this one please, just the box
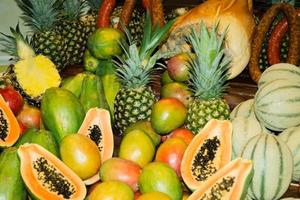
[15,128,59,157]
[187,158,253,200]
[18,143,86,200]
[41,87,85,143]
[0,147,27,200]
[78,108,114,185]
[181,119,232,191]
[80,74,110,113]
[0,94,20,147]
[61,73,87,97]
[97,60,120,117]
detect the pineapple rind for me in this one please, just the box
[187,98,230,134]
[114,87,156,134]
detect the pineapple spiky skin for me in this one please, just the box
[114,87,156,134]
[164,7,189,23]
[186,98,230,134]
[80,12,97,38]
[111,6,145,44]
[31,30,69,70]
[56,21,87,65]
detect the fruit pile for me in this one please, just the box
[0,0,300,199]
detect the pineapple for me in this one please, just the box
[185,22,231,134]
[0,25,61,106]
[111,6,145,45]
[15,0,69,70]
[113,14,175,134]
[80,0,102,37]
[56,0,87,65]
[164,7,189,23]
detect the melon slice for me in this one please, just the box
[18,143,86,200]
[78,108,114,185]
[0,95,20,147]
[187,158,253,200]
[181,119,232,191]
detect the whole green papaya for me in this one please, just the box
[41,87,85,143]
[0,147,27,200]
[61,73,87,97]
[80,74,110,113]
[15,128,59,157]
[97,60,120,117]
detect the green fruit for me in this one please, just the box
[167,53,191,82]
[0,147,27,200]
[15,128,59,157]
[151,98,187,135]
[88,28,124,59]
[60,134,101,180]
[160,82,192,107]
[87,180,134,200]
[84,50,100,73]
[138,162,182,200]
[119,130,155,167]
[138,192,171,200]
[97,60,121,117]
[125,120,161,146]
[41,87,85,143]
[80,74,110,113]
[161,70,174,85]
[61,73,87,97]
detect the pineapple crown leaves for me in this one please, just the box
[0,23,35,60]
[15,0,62,32]
[114,13,175,89]
[61,0,87,20]
[186,21,231,100]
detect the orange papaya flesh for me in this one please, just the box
[77,108,114,185]
[181,119,232,191]
[18,143,86,200]
[187,158,253,200]
[0,94,20,147]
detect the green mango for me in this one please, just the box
[41,87,85,143]
[80,74,110,113]
[15,128,59,157]
[0,147,27,200]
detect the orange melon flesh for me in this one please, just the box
[187,158,253,200]
[77,108,114,185]
[0,95,20,147]
[18,143,86,200]
[181,119,232,191]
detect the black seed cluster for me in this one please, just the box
[88,125,102,151]
[200,176,235,200]
[0,109,8,141]
[192,136,220,181]
[33,157,75,199]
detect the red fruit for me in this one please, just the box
[155,138,188,177]
[99,157,142,191]
[163,128,194,145]
[17,104,41,129]
[167,53,191,82]
[18,121,28,135]
[0,85,24,115]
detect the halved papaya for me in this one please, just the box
[187,158,253,200]
[181,119,232,191]
[78,108,114,185]
[0,94,20,147]
[18,143,86,200]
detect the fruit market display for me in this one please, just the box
[1,0,300,199]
